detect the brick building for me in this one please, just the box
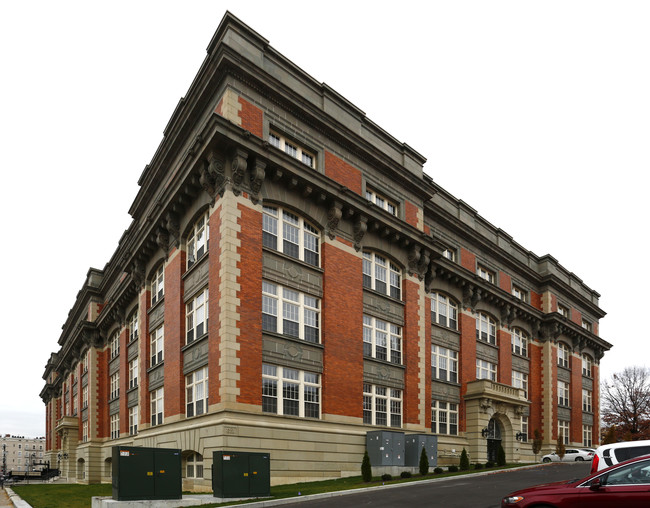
[40,12,611,488]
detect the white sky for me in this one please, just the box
[1,1,648,438]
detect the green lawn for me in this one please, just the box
[12,465,530,508]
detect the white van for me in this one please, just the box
[591,440,650,473]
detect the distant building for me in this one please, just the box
[40,12,611,489]
[1,435,46,474]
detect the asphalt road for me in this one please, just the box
[278,462,592,508]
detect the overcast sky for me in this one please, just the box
[1,1,648,438]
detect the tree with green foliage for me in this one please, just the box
[497,444,506,466]
[361,450,372,482]
[556,434,566,459]
[532,429,543,462]
[459,448,470,471]
[419,446,429,476]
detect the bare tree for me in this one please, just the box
[602,366,650,440]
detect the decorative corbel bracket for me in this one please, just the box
[353,215,368,251]
[250,159,266,203]
[326,201,343,240]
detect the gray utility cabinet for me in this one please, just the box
[404,434,438,467]
[366,430,405,466]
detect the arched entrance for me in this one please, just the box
[485,417,502,463]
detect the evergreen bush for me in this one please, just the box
[361,450,372,482]
[419,446,429,476]
[459,448,470,471]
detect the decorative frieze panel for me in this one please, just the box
[127,388,138,408]
[183,337,209,375]
[476,342,499,363]
[109,400,119,416]
[127,341,139,361]
[184,256,209,301]
[262,336,323,372]
[512,356,530,374]
[109,357,120,375]
[431,382,461,402]
[148,364,164,391]
[557,367,571,383]
[148,302,165,332]
[363,292,404,326]
[557,407,571,421]
[81,373,88,388]
[582,377,594,391]
[582,413,594,425]
[262,251,323,296]
[431,326,460,350]
[81,408,88,422]
[363,359,404,389]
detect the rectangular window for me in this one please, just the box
[366,187,399,216]
[558,304,569,318]
[432,345,458,383]
[521,416,529,442]
[363,315,401,365]
[268,130,316,168]
[110,333,120,359]
[512,371,528,399]
[128,359,138,389]
[82,386,88,409]
[442,248,456,262]
[150,326,164,367]
[82,421,88,443]
[557,343,569,368]
[512,285,527,302]
[431,400,458,435]
[110,414,119,440]
[186,367,209,418]
[110,372,120,400]
[558,381,570,406]
[477,265,495,284]
[262,282,320,343]
[582,355,593,377]
[129,312,139,342]
[186,287,209,344]
[582,319,592,332]
[558,420,570,445]
[129,406,138,436]
[151,265,164,305]
[150,388,164,426]
[582,389,593,413]
[82,352,89,373]
[476,359,497,381]
[363,383,401,428]
[583,425,593,447]
[262,364,320,418]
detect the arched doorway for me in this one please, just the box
[485,417,502,463]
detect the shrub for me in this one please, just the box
[419,446,429,476]
[485,461,495,468]
[448,465,459,473]
[497,444,506,466]
[459,448,470,471]
[433,467,444,474]
[473,463,484,470]
[400,471,412,478]
[381,473,393,482]
[361,450,372,482]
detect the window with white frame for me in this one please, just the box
[363,383,402,427]
[512,285,527,302]
[431,400,458,435]
[129,406,138,436]
[558,304,569,318]
[268,131,316,168]
[363,315,402,364]
[262,282,320,343]
[582,319,592,332]
[110,414,119,440]
[442,248,456,262]
[557,343,570,368]
[583,425,593,447]
[82,421,88,443]
[151,388,163,426]
[582,354,593,377]
[476,359,497,381]
[477,265,495,284]
[82,385,88,409]
[365,187,398,216]
[362,252,401,299]
[262,206,320,266]
[511,328,528,357]
[128,311,139,343]
[558,381,570,406]
[582,389,593,413]
[432,345,458,383]
[476,312,497,345]
[110,332,120,359]
[512,370,528,398]
[186,367,208,418]
[110,372,119,400]
[186,452,204,479]
[430,293,458,330]
[150,326,164,367]
[520,415,529,442]
[82,352,89,373]
[262,364,320,418]
[187,211,209,269]
[186,288,209,344]
[558,420,570,445]
[128,359,138,389]
[151,265,164,305]
[73,391,78,414]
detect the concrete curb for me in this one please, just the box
[4,488,32,508]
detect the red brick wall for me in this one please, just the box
[321,242,363,417]
[119,327,129,435]
[460,248,476,273]
[497,329,512,385]
[593,364,600,445]
[236,203,263,405]
[138,289,150,427]
[570,356,583,443]
[163,248,185,419]
[236,97,262,138]
[404,200,419,229]
[530,291,542,311]
[403,280,428,426]
[458,312,477,432]
[571,308,582,326]
[499,271,511,293]
[96,349,109,438]
[550,348,558,440]
[324,151,362,194]
[528,342,542,439]
[208,204,223,405]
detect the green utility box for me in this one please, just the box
[212,451,270,498]
[112,446,182,501]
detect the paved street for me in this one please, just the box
[277,462,592,508]
[0,488,12,508]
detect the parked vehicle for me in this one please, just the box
[541,448,594,463]
[502,454,650,507]
[591,439,650,473]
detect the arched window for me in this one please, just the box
[430,293,458,330]
[128,310,139,343]
[511,328,528,357]
[582,354,593,377]
[362,251,401,299]
[187,211,209,269]
[151,264,164,305]
[109,331,120,359]
[558,342,570,368]
[262,205,320,266]
[476,312,496,345]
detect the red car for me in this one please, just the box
[502,454,650,507]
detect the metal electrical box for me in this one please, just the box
[112,446,182,501]
[212,451,271,498]
[366,431,405,466]
[405,434,438,467]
